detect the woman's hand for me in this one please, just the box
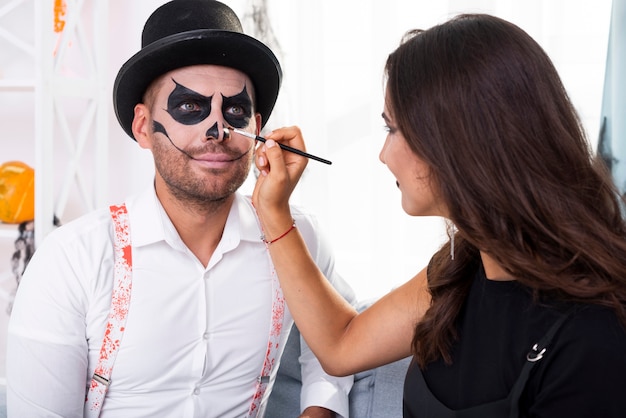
[252,126,309,236]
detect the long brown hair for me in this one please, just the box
[384,14,626,368]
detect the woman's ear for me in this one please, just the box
[132,103,152,149]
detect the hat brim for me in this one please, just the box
[113,29,282,140]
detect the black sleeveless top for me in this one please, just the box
[402,267,626,417]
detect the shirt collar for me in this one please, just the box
[125,186,166,248]
[125,185,263,249]
[227,193,264,243]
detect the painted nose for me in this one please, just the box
[205,122,228,142]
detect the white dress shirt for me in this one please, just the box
[7,186,353,417]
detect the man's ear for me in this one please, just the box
[132,103,152,149]
[255,113,263,136]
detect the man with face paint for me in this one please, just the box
[6,1,356,417]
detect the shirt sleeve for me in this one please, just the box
[7,217,112,418]
[7,232,91,417]
[299,335,353,417]
[291,206,357,417]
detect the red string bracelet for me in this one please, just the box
[262,220,296,245]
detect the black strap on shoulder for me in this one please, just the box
[507,307,575,418]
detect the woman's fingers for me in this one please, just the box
[252,126,308,216]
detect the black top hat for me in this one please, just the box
[113,0,282,140]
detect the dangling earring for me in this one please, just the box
[446,220,457,260]
[450,232,455,260]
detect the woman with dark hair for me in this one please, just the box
[252,13,626,418]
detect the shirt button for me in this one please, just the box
[193,387,200,395]
[203,332,209,340]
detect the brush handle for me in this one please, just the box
[233,129,332,165]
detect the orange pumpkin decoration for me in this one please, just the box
[0,161,35,224]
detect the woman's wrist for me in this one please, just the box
[257,207,294,243]
[261,219,296,245]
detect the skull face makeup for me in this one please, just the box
[165,80,253,131]
[155,78,254,150]
[143,65,260,206]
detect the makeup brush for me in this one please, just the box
[225,127,332,165]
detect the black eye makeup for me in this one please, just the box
[166,80,212,125]
[222,86,253,129]
[165,80,253,130]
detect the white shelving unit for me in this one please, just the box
[1,0,109,247]
[0,0,36,242]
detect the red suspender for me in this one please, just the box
[247,255,285,417]
[85,204,132,416]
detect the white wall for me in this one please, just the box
[251,0,613,300]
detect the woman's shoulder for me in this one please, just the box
[524,303,626,415]
[557,304,626,355]
[534,303,626,386]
